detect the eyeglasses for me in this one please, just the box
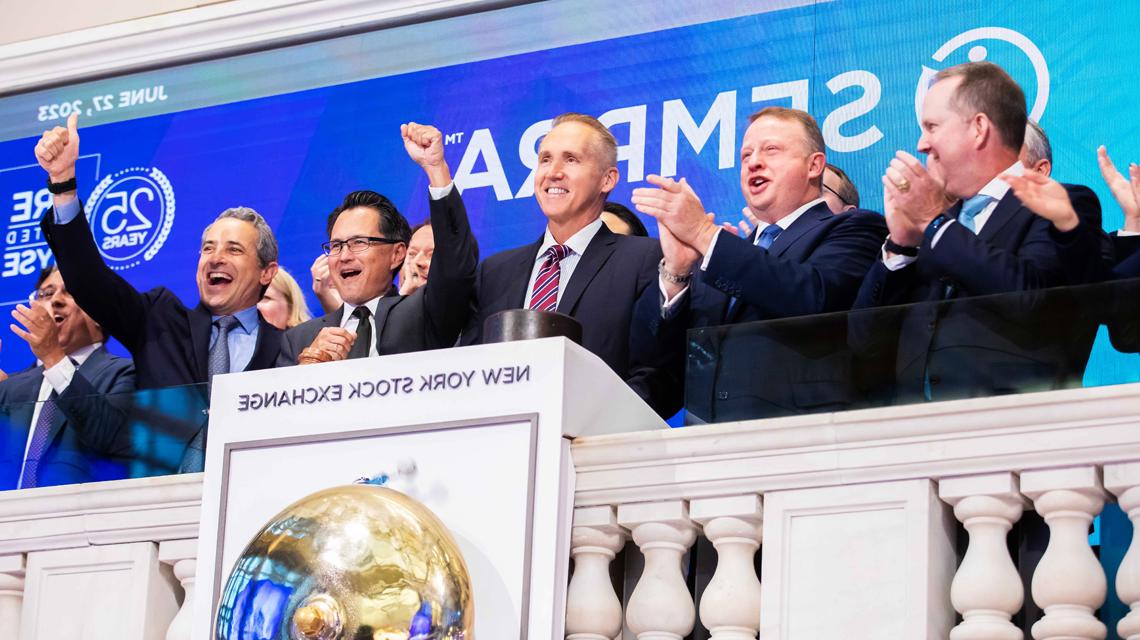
[823,183,853,207]
[31,285,71,303]
[321,236,402,256]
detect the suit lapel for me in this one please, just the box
[509,238,544,309]
[190,304,213,381]
[769,202,830,257]
[5,370,40,455]
[557,225,617,314]
[978,190,1021,243]
[247,316,284,371]
[371,285,401,348]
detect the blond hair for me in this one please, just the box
[269,267,312,328]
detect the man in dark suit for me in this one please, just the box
[0,267,136,489]
[852,61,1103,402]
[629,107,886,421]
[35,115,282,470]
[460,113,671,415]
[278,122,477,365]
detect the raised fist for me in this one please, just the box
[34,113,80,183]
[401,122,450,187]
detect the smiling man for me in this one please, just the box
[35,115,283,390]
[628,106,886,420]
[461,112,674,416]
[277,122,477,365]
[35,115,283,472]
[0,266,136,489]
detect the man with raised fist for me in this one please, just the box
[35,114,284,471]
[277,122,477,365]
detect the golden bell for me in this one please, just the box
[214,484,474,640]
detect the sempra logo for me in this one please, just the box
[915,27,1050,123]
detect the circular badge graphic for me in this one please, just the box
[86,166,175,270]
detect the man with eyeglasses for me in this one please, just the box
[822,164,860,214]
[0,266,136,489]
[278,122,477,365]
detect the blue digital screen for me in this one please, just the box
[0,0,1137,375]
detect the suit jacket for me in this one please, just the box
[851,185,1102,403]
[278,187,478,364]
[461,223,671,415]
[0,347,136,489]
[41,203,283,390]
[634,203,887,422]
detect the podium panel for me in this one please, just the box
[192,338,666,639]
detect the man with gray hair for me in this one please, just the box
[34,115,284,471]
[1020,119,1052,176]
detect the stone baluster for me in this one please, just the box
[690,494,762,640]
[939,472,1027,640]
[565,505,626,640]
[619,500,698,640]
[1021,466,1107,640]
[1106,462,1140,640]
[159,539,198,640]
[0,554,25,637]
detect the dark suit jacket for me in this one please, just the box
[278,187,478,364]
[852,185,1103,403]
[634,203,887,422]
[461,223,670,415]
[41,203,283,390]
[0,347,136,489]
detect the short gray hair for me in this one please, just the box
[1023,119,1052,166]
[202,207,278,267]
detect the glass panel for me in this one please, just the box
[0,382,208,490]
[686,278,1140,424]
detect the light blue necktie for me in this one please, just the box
[756,224,783,250]
[957,194,993,234]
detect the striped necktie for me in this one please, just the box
[529,244,572,312]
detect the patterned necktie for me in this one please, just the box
[957,194,993,234]
[756,224,783,250]
[347,306,373,359]
[529,244,572,312]
[208,315,239,379]
[20,389,59,488]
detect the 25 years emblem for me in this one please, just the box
[86,166,175,270]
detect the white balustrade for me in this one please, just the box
[1022,466,1108,640]
[565,506,626,640]
[620,500,698,640]
[690,495,762,640]
[159,538,198,640]
[1106,462,1140,640]
[0,554,24,637]
[939,472,1027,640]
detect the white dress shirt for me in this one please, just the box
[525,218,604,310]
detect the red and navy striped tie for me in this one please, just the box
[529,244,572,312]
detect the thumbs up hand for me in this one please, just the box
[34,113,80,185]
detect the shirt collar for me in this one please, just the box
[536,217,604,262]
[340,296,382,329]
[214,305,260,334]
[37,341,102,367]
[744,197,826,235]
[975,161,1023,202]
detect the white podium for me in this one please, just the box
[192,337,666,639]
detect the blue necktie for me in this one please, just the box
[208,315,239,379]
[756,224,783,250]
[20,390,59,488]
[957,194,993,234]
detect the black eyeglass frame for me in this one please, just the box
[321,236,403,256]
[822,183,853,207]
